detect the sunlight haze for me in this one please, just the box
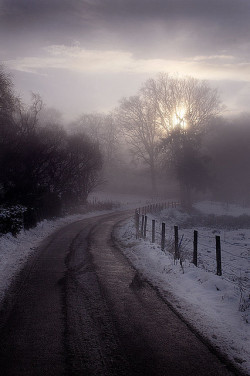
[0,0,249,120]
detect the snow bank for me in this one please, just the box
[0,191,148,305]
[0,210,113,304]
[1,197,248,373]
[114,202,250,375]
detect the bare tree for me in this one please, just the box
[59,133,102,206]
[0,66,18,200]
[141,73,223,207]
[142,73,222,135]
[0,69,102,212]
[0,65,17,145]
[101,113,119,166]
[116,95,161,192]
[0,65,16,117]
[74,112,120,185]
[14,92,43,136]
[39,107,64,128]
[75,113,103,141]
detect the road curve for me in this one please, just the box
[0,210,239,375]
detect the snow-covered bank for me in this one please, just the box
[1,196,248,373]
[0,210,112,305]
[0,192,148,306]
[114,201,250,375]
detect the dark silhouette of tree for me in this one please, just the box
[142,73,222,135]
[142,73,222,207]
[161,129,211,208]
[0,65,16,129]
[14,93,43,136]
[56,132,102,207]
[204,114,250,204]
[0,65,19,202]
[0,67,103,222]
[2,123,102,211]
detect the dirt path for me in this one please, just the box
[0,210,239,375]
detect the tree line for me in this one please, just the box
[1,63,250,231]
[116,73,222,207]
[75,73,250,208]
[0,65,102,230]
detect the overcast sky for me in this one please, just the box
[1,0,250,121]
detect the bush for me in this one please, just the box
[0,205,26,236]
[23,207,38,230]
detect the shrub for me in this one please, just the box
[0,205,26,236]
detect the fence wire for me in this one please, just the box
[135,209,250,293]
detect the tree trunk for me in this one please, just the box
[150,162,157,195]
[179,182,192,210]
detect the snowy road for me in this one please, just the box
[0,211,239,375]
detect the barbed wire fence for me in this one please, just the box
[134,204,250,313]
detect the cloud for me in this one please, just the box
[5,46,172,74]
[193,55,235,62]
[1,0,250,61]
[6,45,250,84]
[1,1,250,119]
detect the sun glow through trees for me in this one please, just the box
[172,106,187,128]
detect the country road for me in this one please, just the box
[0,210,239,375]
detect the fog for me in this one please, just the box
[1,0,250,212]
[2,63,250,214]
[102,113,250,205]
[203,114,250,205]
[1,0,250,120]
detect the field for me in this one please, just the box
[115,200,250,375]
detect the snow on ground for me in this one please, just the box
[0,211,106,305]
[0,196,249,373]
[114,201,250,375]
[0,192,148,306]
[89,191,162,209]
[194,201,250,217]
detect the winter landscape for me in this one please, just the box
[0,196,249,374]
[0,0,250,375]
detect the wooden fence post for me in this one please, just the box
[144,215,147,239]
[174,225,179,259]
[140,215,144,238]
[135,210,140,239]
[161,223,165,251]
[152,219,155,243]
[216,236,222,276]
[193,230,198,266]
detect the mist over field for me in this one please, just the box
[0,0,249,211]
[2,64,250,214]
[1,3,250,375]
